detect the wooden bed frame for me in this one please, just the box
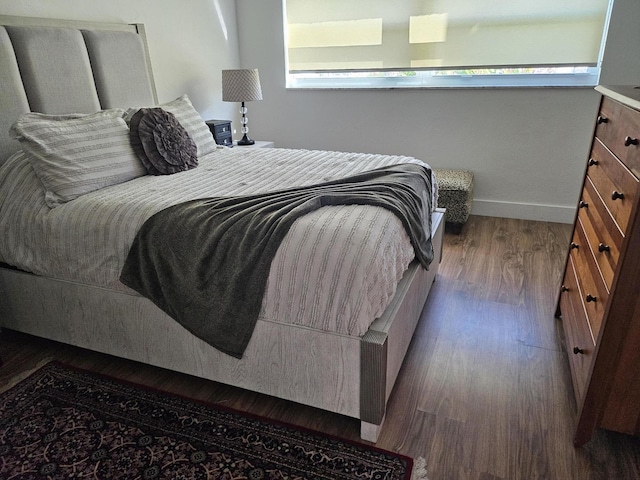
[0,15,444,442]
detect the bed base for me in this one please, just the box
[0,210,444,441]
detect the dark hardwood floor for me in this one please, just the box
[2,215,640,479]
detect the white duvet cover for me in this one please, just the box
[0,147,434,337]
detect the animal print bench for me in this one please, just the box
[434,169,474,234]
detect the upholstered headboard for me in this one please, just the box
[0,15,158,164]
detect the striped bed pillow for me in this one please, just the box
[124,94,217,157]
[10,109,147,208]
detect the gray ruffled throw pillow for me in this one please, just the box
[130,107,198,175]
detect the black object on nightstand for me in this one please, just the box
[206,119,233,147]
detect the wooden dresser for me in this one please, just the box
[556,85,640,447]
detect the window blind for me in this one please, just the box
[285,0,611,73]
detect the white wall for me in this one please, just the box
[600,0,640,85]
[235,0,640,223]
[0,0,241,121]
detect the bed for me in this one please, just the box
[0,15,444,442]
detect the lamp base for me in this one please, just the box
[237,134,255,146]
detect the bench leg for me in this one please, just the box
[445,222,465,234]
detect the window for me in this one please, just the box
[284,0,613,89]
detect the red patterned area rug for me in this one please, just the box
[0,362,427,479]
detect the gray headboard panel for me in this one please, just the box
[0,15,158,164]
[82,29,156,110]
[6,25,102,114]
[0,26,30,163]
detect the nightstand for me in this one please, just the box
[234,140,274,148]
[205,120,233,147]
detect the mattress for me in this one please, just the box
[0,146,434,336]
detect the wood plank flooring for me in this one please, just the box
[2,215,640,479]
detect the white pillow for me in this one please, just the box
[10,109,146,208]
[124,94,217,157]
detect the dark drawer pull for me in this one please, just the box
[579,201,588,209]
[598,243,610,253]
[586,294,597,303]
[612,191,625,201]
[570,242,579,250]
[561,285,570,292]
[588,158,599,167]
[624,136,639,147]
[573,346,585,355]
[597,115,608,125]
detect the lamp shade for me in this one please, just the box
[222,69,263,102]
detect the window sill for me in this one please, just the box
[286,72,600,90]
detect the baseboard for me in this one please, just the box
[471,199,576,224]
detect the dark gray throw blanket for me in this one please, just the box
[120,163,433,358]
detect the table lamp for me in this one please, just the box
[221,69,263,146]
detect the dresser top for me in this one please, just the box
[596,85,640,111]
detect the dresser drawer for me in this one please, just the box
[586,138,639,235]
[560,256,595,403]
[215,134,233,146]
[569,219,609,342]
[596,96,640,177]
[577,177,622,291]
